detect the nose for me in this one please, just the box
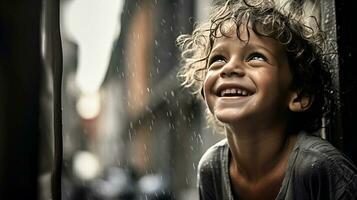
[219,59,245,78]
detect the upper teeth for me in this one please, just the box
[220,88,249,97]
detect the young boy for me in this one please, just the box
[177,0,357,199]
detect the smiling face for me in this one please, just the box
[203,25,296,131]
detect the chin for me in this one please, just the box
[215,112,242,124]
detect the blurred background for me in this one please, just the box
[59,0,224,199]
[1,0,356,200]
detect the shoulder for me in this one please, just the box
[198,139,228,174]
[197,139,229,200]
[296,133,356,172]
[293,133,357,199]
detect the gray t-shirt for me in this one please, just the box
[198,132,357,200]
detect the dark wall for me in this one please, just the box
[0,0,42,199]
[335,0,357,164]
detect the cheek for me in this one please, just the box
[254,68,285,88]
[257,71,294,107]
[252,70,276,89]
[254,71,285,102]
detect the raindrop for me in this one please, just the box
[183,115,187,121]
[190,113,195,119]
[145,106,153,114]
[170,91,175,97]
[128,130,132,141]
[169,122,175,129]
[198,133,203,144]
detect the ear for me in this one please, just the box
[288,91,313,112]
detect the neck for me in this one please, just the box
[226,124,297,181]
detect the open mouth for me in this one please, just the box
[218,88,254,97]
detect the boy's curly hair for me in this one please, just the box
[177,0,335,133]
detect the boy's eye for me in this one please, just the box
[247,53,267,62]
[208,55,226,67]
